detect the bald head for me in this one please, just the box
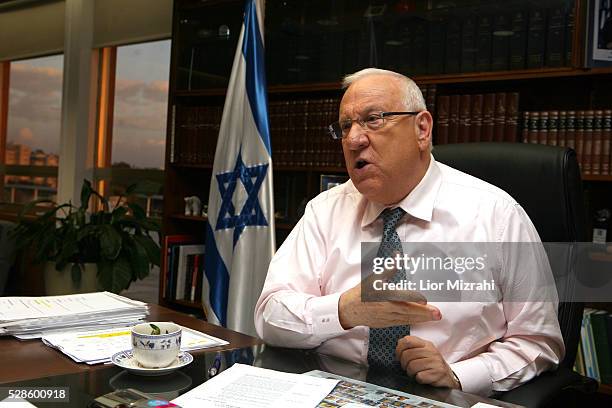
[342,68,426,112]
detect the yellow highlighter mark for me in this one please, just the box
[78,331,131,339]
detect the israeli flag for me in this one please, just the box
[204,0,275,336]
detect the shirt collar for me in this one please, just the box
[361,154,442,228]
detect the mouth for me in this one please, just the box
[355,159,370,170]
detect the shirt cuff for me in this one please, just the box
[449,357,493,397]
[309,292,346,338]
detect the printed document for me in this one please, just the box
[42,324,228,364]
[172,364,338,408]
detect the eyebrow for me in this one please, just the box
[339,105,385,120]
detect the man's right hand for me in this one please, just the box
[337,270,441,329]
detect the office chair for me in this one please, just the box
[433,143,597,407]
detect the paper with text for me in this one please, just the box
[172,364,338,408]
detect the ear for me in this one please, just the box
[415,111,433,151]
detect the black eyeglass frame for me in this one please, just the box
[327,111,420,140]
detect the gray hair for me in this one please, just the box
[341,68,426,111]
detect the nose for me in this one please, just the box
[343,121,369,150]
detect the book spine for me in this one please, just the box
[558,111,567,147]
[426,85,437,116]
[546,7,565,67]
[566,110,576,150]
[575,111,584,170]
[461,17,477,72]
[493,93,507,142]
[603,110,611,175]
[565,6,575,66]
[436,96,450,145]
[509,10,527,69]
[583,110,594,176]
[538,111,549,145]
[527,9,546,68]
[491,14,511,70]
[591,312,612,383]
[528,111,540,144]
[446,20,462,73]
[476,15,493,72]
[521,111,530,143]
[592,110,603,175]
[449,95,460,144]
[505,92,520,142]
[482,93,496,141]
[459,94,472,143]
[471,94,484,142]
[548,111,559,146]
[429,21,446,75]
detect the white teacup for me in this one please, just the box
[131,322,182,368]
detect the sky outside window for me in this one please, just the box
[111,40,171,170]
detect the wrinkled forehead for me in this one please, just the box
[339,76,404,117]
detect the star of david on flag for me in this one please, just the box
[203,0,275,336]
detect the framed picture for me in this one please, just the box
[320,174,349,192]
[586,0,612,66]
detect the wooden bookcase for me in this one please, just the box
[161,1,612,393]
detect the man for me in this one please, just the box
[254,68,564,396]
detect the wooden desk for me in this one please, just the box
[0,304,262,384]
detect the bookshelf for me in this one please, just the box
[162,3,612,391]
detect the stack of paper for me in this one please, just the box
[41,325,229,364]
[0,292,149,339]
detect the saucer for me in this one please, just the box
[111,350,193,376]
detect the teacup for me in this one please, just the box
[131,322,182,368]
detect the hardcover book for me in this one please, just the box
[527,9,546,68]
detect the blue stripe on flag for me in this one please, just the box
[204,222,230,326]
[242,0,271,155]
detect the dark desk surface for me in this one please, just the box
[0,304,262,384]
[0,304,522,408]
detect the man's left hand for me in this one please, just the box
[395,335,460,389]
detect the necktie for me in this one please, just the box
[367,207,409,370]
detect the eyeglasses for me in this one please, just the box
[327,111,420,140]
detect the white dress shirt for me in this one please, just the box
[255,156,564,396]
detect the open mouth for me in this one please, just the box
[355,159,369,169]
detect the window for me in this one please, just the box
[4,55,63,204]
[96,40,170,218]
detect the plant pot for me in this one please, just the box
[44,262,99,295]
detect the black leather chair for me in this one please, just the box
[433,143,597,407]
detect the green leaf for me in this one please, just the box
[71,263,82,285]
[133,234,161,266]
[97,257,132,293]
[99,225,122,260]
[127,237,150,280]
[149,323,160,335]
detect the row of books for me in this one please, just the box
[267,6,574,84]
[435,92,520,145]
[574,308,612,384]
[161,235,205,303]
[170,85,436,169]
[521,110,612,176]
[170,105,221,165]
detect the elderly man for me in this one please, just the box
[254,68,564,396]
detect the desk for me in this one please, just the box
[0,304,262,384]
[0,305,521,408]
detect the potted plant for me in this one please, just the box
[11,179,161,294]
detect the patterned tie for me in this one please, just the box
[367,207,410,370]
